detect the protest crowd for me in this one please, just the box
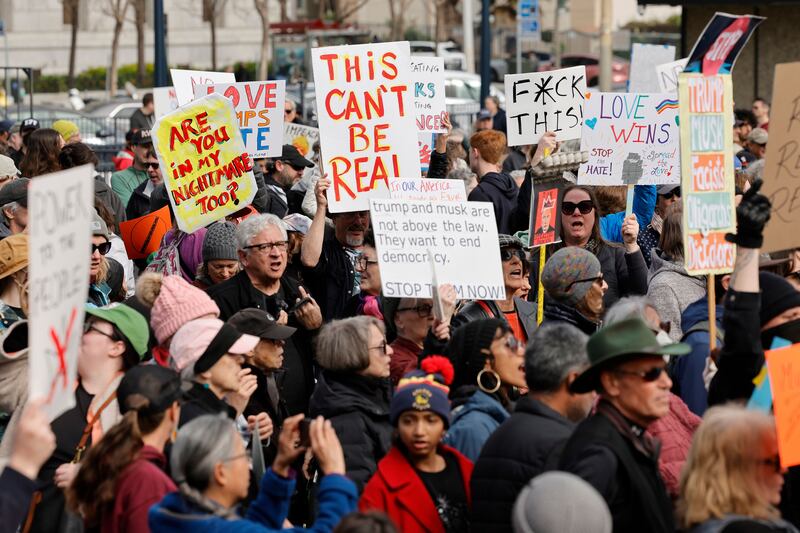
[3,12,800,533]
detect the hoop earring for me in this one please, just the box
[477,368,501,394]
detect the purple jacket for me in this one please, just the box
[163,228,207,282]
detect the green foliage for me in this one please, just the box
[404,26,431,41]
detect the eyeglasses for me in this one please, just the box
[504,335,522,351]
[283,161,305,172]
[660,189,681,200]
[500,248,526,262]
[651,321,672,335]
[284,108,294,115]
[614,366,667,382]
[370,340,390,354]
[83,321,118,341]
[760,455,782,473]
[356,256,379,271]
[91,241,112,255]
[565,274,603,291]
[244,241,289,253]
[561,200,594,215]
[144,162,159,170]
[222,452,252,466]
[396,304,433,318]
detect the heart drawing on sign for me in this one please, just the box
[585,117,598,130]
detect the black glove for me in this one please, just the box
[725,179,771,248]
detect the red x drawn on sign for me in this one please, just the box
[46,307,78,403]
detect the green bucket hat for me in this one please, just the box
[570,317,690,394]
[86,303,150,359]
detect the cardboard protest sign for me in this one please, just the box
[505,66,587,145]
[765,342,800,469]
[577,92,680,186]
[284,123,319,159]
[389,177,466,203]
[410,57,447,133]
[684,13,765,75]
[195,81,286,158]
[152,93,257,234]
[312,41,420,213]
[170,68,236,106]
[153,86,180,119]
[370,199,505,299]
[656,58,688,93]
[678,73,736,275]
[760,63,800,254]
[418,132,434,172]
[119,205,171,260]
[628,44,675,93]
[27,165,94,421]
[530,184,562,248]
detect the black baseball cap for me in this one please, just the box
[228,308,296,340]
[279,145,313,169]
[132,129,153,145]
[117,365,186,415]
[477,109,492,120]
[20,118,39,133]
[0,178,29,207]
[0,120,14,134]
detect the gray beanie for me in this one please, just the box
[512,472,611,533]
[202,221,238,262]
[541,247,601,307]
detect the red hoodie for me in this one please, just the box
[102,445,176,533]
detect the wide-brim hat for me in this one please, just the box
[570,317,690,393]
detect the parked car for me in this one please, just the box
[1,105,118,147]
[410,40,467,71]
[538,54,629,88]
[444,70,506,106]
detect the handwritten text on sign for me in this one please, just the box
[389,177,466,203]
[578,92,680,186]
[28,165,93,421]
[170,68,235,106]
[410,56,447,133]
[152,93,256,234]
[504,66,587,145]
[678,73,736,275]
[370,199,505,299]
[312,41,420,212]
[195,81,286,158]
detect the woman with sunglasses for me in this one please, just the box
[89,211,115,307]
[309,316,394,492]
[556,185,647,309]
[638,185,681,269]
[443,318,526,461]
[678,406,797,533]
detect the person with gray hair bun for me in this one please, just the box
[541,246,608,335]
[471,322,595,532]
[512,471,612,533]
[208,213,322,416]
[149,413,358,531]
[308,316,394,492]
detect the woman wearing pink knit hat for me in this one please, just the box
[136,273,220,366]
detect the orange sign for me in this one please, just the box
[766,342,800,469]
[119,206,171,260]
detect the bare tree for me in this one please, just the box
[103,0,131,96]
[332,0,369,23]
[254,0,270,80]
[387,0,412,40]
[277,0,287,21]
[62,0,80,87]
[131,0,147,86]
[203,0,228,70]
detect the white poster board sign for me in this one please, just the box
[410,56,447,133]
[371,199,505,299]
[195,81,287,158]
[628,44,676,93]
[170,68,236,106]
[28,165,94,421]
[153,86,180,119]
[578,92,680,185]
[312,41,420,213]
[656,58,689,93]
[504,66,587,145]
[389,177,467,202]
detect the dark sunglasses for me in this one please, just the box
[500,248,526,262]
[561,200,594,215]
[565,273,603,291]
[660,189,681,200]
[650,321,672,335]
[397,304,433,318]
[91,241,112,255]
[615,366,667,382]
[145,162,159,170]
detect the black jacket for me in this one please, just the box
[263,176,290,218]
[308,371,392,493]
[207,270,317,415]
[471,397,576,532]
[502,146,527,174]
[301,226,357,322]
[559,401,674,533]
[94,175,126,227]
[451,296,536,339]
[542,298,600,336]
[125,179,152,221]
[0,467,37,533]
[179,381,236,428]
[427,150,448,180]
[468,172,519,235]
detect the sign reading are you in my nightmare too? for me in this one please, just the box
[504,66,587,145]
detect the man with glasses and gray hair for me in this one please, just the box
[208,213,323,415]
[471,322,595,532]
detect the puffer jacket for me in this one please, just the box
[646,393,701,500]
[647,250,706,341]
[308,371,392,492]
[443,390,510,462]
